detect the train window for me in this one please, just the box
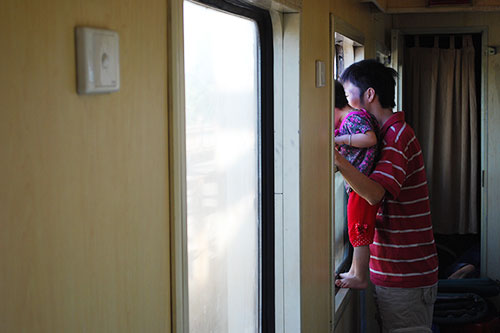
[333,31,365,274]
[334,32,364,80]
[333,170,348,271]
[183,0,274,331]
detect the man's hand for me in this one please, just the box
[334,148,347,167]
[334,148,385,205]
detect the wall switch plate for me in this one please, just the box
[76,27,120,94]
[316,60,326,88]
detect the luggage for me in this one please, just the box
[433,278,500,333]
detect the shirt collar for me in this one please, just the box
[380,111,406,137]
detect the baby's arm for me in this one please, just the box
[335,130,377,148]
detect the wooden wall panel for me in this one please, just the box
[0,0,170,331]
[332,0,391,58]
[299,0,332,329]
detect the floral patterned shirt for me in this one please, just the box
[335,109,380,193]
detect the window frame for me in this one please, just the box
[171,0,275,331]
[332,24,365,282]
[330,15,365,324]
[271,11,301,333]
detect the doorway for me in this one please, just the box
[398,31,484,279]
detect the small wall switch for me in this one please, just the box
[316,60,326,88]
[76,27,120,94]
[487,46,497,56]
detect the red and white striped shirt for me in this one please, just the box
[369,112,438,288]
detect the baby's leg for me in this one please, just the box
[335,191,378,289]
[335,245,369,289]
[338,254,356,280]
[335,251,355,285]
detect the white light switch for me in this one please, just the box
[315,60,326,88]
[76,27,120,94]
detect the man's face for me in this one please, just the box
[343,81,364,110]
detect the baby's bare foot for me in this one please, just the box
[335,275,368,289]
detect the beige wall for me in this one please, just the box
[299,0,390,330]
[299,0,332,330]
[0,0,170,331]
[392,12,500,280]
[331,0,391,58]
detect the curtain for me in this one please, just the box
[404,35,479,234]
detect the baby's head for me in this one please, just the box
[334,80,349,109]
[334,80,349,130]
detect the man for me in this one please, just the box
[335,59,439,332]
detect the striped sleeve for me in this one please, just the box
[370,127,409,199]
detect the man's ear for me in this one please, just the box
[365,87,376,103]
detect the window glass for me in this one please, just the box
[334,172,347,268]
[184,1,259,331]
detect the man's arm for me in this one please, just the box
[334,149,385,205]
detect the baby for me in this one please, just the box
[334,80,380,289]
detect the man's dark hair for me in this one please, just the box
[334,80,349,109]
[339,59,398,109]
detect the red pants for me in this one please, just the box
[347,191,380,247]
